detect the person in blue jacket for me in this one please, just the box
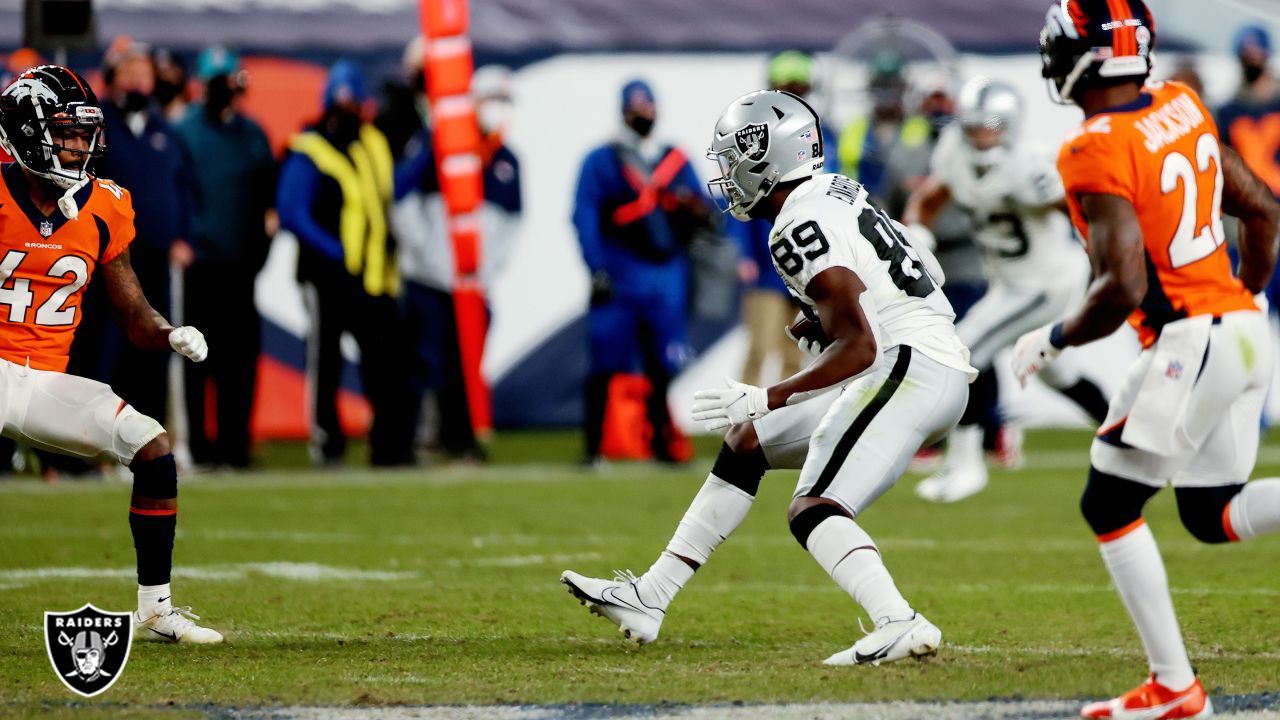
[276,60,414,467]
[573,79,712,465]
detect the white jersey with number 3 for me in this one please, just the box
[769,173,976,378]
[931,125,1084,287]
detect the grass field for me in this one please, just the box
[1,430,1278,718]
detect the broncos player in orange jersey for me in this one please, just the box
[0,66,220,643]
[1014,2,1280,717]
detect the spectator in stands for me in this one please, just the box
[837,51,931,205]
[173,47,275,470]
[572,79,709,466]
[278,60,414,467]
[390,64,523,463]
[89,38,195,426]
[1218,24,1280,310]
[735,51,836,387]
[153,48,190,122]
[1219,25,1280,198]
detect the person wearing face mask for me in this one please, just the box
[83,37,195,435]
[277,59,415,467]
[903,76,1109,503]
[1217,25,1280,316]
[152,49,189,123]
[172,47,275,470]
[572,79,712,467]
[388,63,522,464]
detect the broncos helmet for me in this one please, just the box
[707,90,825,221]
[0,65,105,190]
[1039,0,1156,104]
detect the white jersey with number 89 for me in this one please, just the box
[769,173,976,378]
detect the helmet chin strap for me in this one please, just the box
[57,175,90,220]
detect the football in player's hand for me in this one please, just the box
[786,312,829,346]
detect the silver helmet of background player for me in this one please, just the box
[706,90,825,221]
[955,76,1022,166]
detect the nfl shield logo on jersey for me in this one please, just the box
[38,219,53,237]
[44,604,133,697]
[734,123,770,161]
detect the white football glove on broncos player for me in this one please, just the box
[169,326,208,363]
[692,378,771,432]
[1011,322,1065,387]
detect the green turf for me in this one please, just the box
[0,429,1276,712]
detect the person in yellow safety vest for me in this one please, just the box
[277,59,415,467]
[836,51,931,205]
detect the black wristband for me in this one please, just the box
[1048,321,1067,350]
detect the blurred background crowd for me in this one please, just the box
[1,0,1277,476]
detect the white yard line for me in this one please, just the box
[216,701,1280,720]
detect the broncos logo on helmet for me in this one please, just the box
[0,65,106,190]
[1039,0,1156,104]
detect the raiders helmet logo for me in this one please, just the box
[734,123,770,161]
[44,604,132,697]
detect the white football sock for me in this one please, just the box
[137,583,172,615]
[947,424,984,470]
[807,516,913,625]
[1098,521,1196,691]
[636,475,754,609]
[1226,479,1280,541]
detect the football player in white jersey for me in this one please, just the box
[561,90,976,666]
[903,76,1109,503]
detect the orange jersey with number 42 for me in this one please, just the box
[1057,80,1256,348]
[0,163,135,371]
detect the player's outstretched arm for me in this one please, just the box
[1057,193,1148,347]
[100,250,205,362]
[766,267,879,409]
[1222,145,1280,295]
[902,176,950,249]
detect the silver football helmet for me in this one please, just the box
[955,76,1022,165]
[707,90,825,221]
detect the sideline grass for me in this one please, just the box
[0,430,1276,712]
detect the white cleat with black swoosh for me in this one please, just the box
[823,613,941,666]
[560,569,663,645]
[133,604,223,644]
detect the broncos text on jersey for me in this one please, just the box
[0,163,135,371]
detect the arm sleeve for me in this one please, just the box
[572,150,608,274]
[276,153,345,264]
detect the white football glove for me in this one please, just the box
[691,378,771,432]
[1011,322,1063,388]
[169,326,208,363]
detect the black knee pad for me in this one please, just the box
[788,503,846,549]
[130,453,177,499]
[1080,467,1160,536]
[711,443,769,497]
[1175,485,1244,544]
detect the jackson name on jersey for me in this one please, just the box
[768,173,975,378]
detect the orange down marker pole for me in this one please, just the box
[419,0,492,437]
